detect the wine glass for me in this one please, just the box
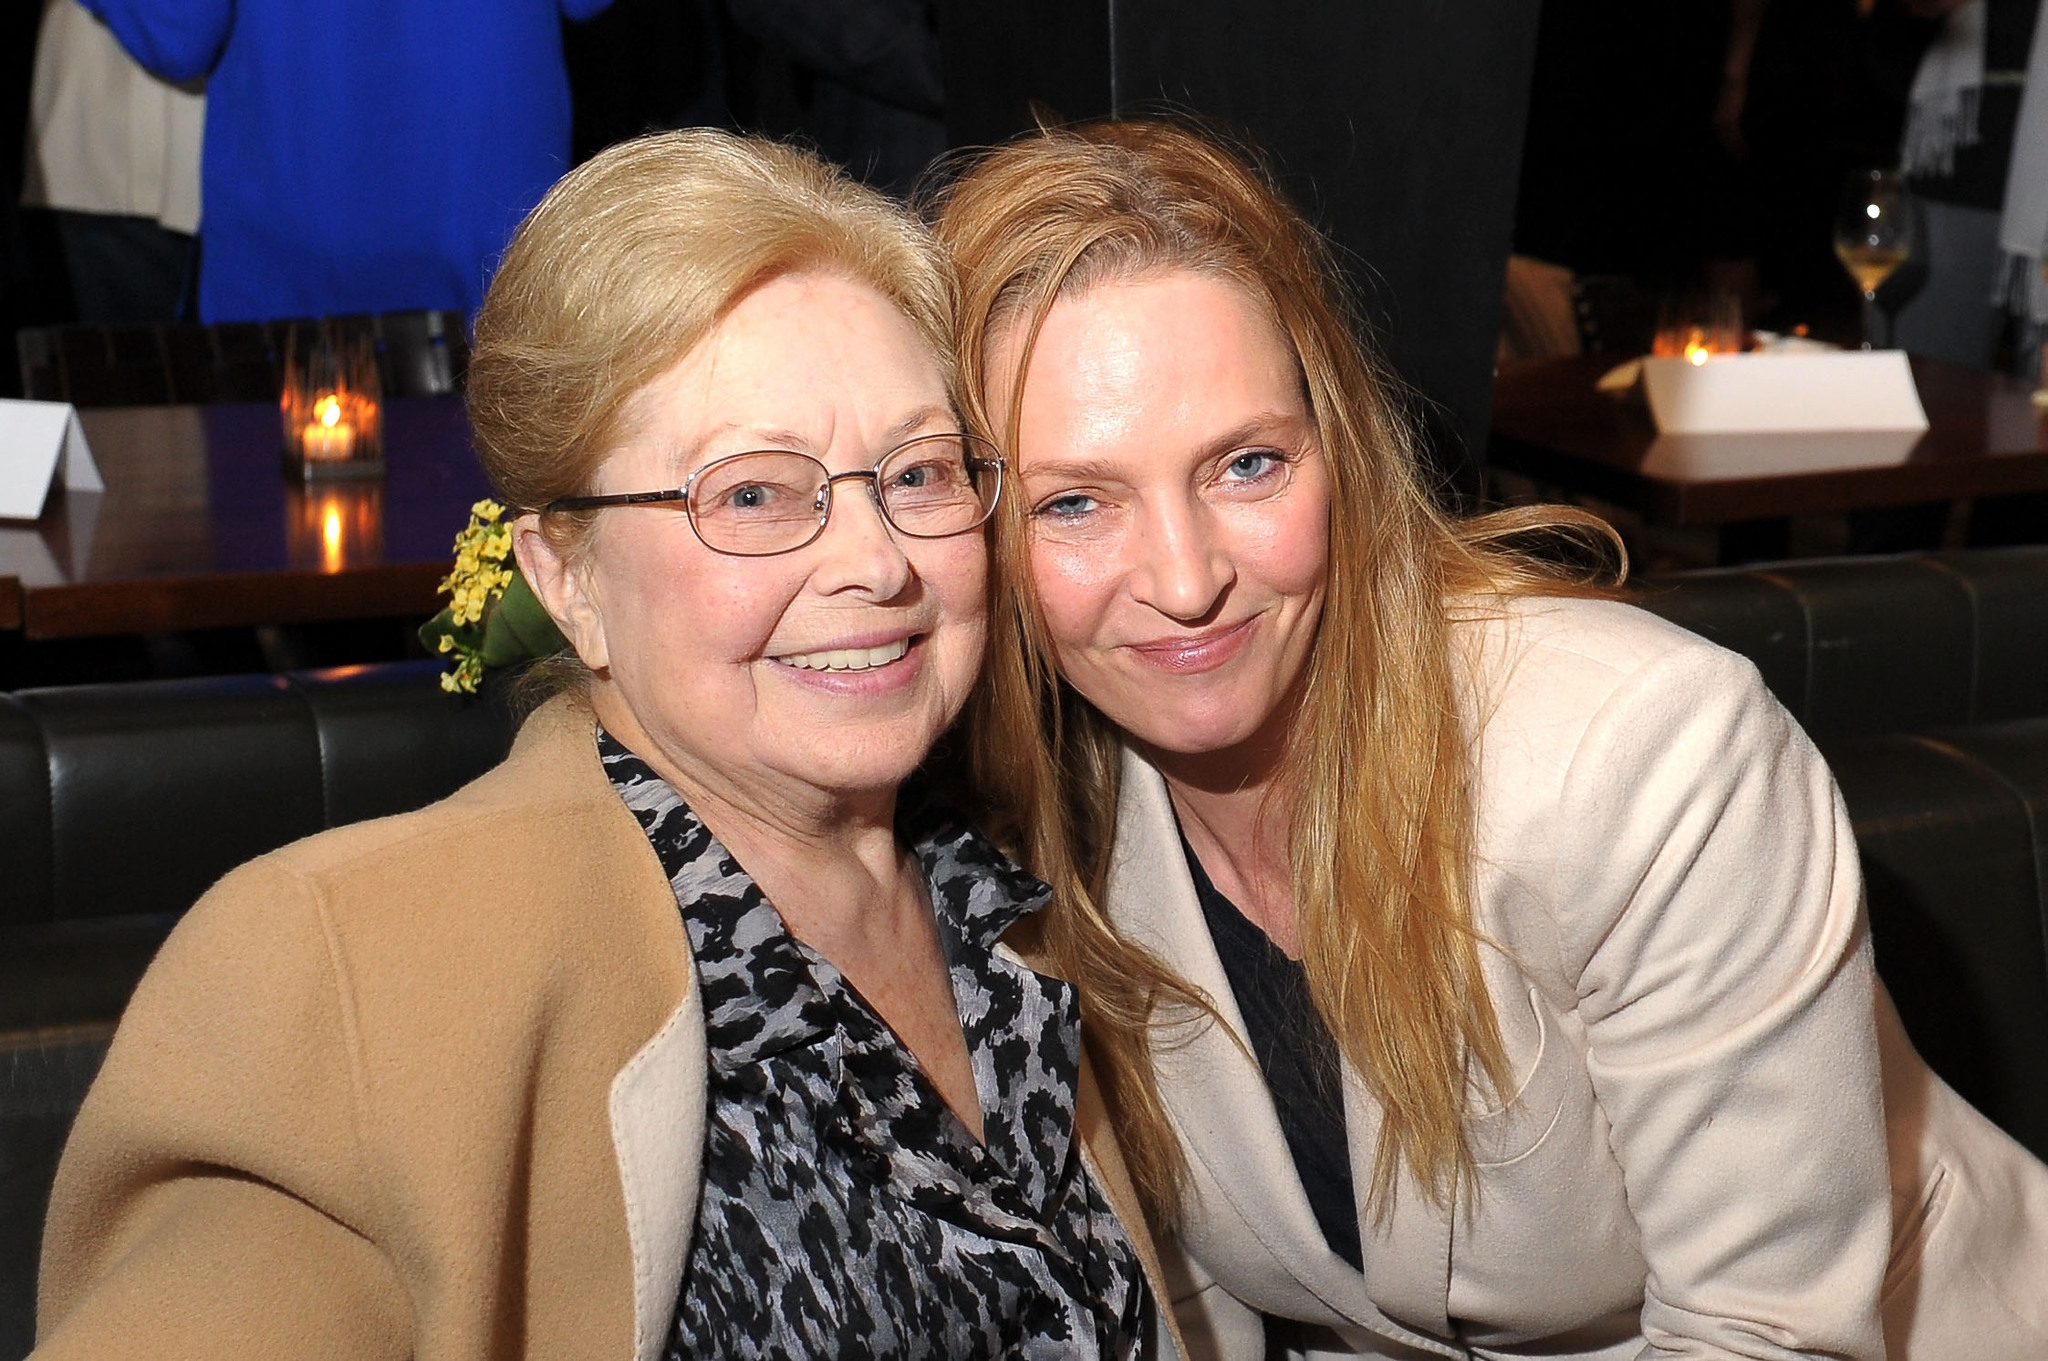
[1834,169,1915,350]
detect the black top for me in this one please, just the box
[598,731,1150,1360]
[1182,837,1363,1273]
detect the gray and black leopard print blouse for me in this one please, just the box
[599,731,1152,1360]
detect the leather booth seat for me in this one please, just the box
[1,663,516,1027]
[1631,548,2048,740]
[3,549,2048,1353]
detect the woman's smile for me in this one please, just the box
[765,629,927,695]
[1121,615,1260,674]
[771,634,915,672]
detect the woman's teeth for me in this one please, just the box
[775,638,911,672]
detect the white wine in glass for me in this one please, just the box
[1834,169,1915,349]
[1835,242,1909,296]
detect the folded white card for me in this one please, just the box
[0,399,104,521]
[1641,351,1929,435]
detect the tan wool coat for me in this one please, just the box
[34,697,1182,1360]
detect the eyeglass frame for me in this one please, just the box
[541,431,1006,558]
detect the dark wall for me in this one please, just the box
[939,0,1543,497]
[4,4,77,398]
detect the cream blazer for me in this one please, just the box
[35,697,1183,1360]
[1105,597,2048,1360]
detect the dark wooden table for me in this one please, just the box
[1489,355,2048,559]
[0,397,491,638]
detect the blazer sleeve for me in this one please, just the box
[33,857,411,1360]
[1550,642,1891,1359]
[74,0,232,84]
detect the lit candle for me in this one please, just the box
[301,394,356,461]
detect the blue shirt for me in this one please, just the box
[81,0,609,322]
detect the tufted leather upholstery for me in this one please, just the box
[1633,547,2048,740]
[1,665,515,1034]
[1825,728,2048,1161]
[0,1021,111,1359]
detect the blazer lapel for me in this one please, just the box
[606,973,707,1361]
[1108,749,1460,1357]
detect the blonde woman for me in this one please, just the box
[935,119,2048,1359]
[34,131,1173,1360]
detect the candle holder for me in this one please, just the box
[1651,291,1744,366]
[280,321,385,480]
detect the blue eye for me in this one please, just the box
[1035,492,1098,518]
[1223,450,1283,481]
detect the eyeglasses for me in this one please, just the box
[544,432,1004,557]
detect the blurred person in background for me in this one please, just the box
[74,0,611,323]
[19,0,201,325]
[1895,0,2041,369]
[1891,0,2048,542]
[724,0,944,199]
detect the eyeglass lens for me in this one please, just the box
[690,434,998,555]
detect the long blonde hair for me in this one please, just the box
[932,119,1618,1224]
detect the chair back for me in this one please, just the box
[14,311,470,407]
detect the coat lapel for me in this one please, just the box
[1108,747,1460,1358]
[606,967,707,1361]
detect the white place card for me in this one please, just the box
[1641,351,1929,435]
[0,399,104,520]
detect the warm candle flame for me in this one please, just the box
[1685,341,1710,366]
[317,395,343,428]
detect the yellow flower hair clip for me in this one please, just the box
[419,499,568,694]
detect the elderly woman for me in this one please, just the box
[33,131,1170,1360]
[934,120,2048,1360]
